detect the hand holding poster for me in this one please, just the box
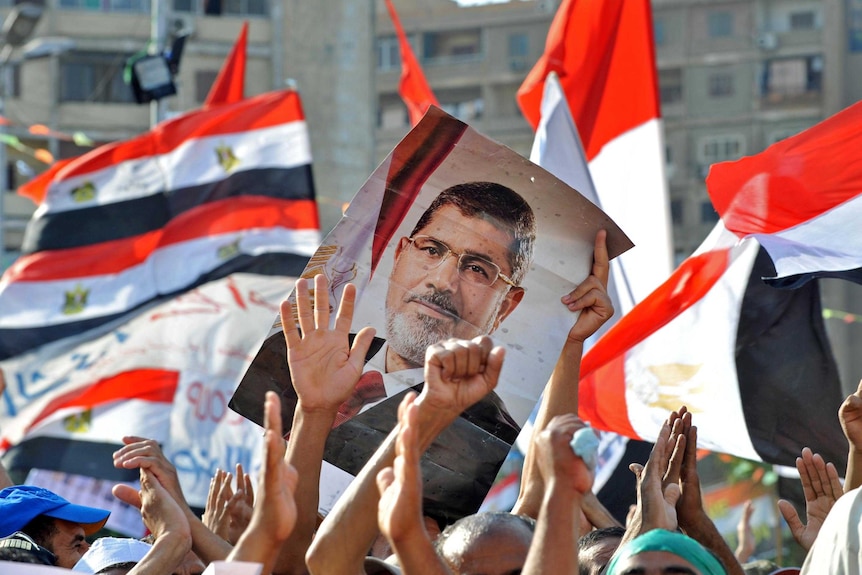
[230,107,632,522]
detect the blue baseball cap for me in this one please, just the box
[0,485,110,538]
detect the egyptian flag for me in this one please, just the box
[578,221,846,469]
[707,101,862,289]
[517,0,671,307]
[0,89,319,360]
[383,0,439,126]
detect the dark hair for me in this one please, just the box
[578,525,625,550]
[410,182,536,285]
[578,526,625,575]
[20,516,59,550]
[0,531,58,565]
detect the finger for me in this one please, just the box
[264,391,285,454]
[334,282,357,334]
[778,499,805,539]
[348,326,378,373]
[243,473,255,506]
[294,278,314,337]
[483,346,505,391]
[112,484,142,509]
[313,273,330,330]
[796,455,817,504]
[743,499,754,520]
[663,482,681,508]
[561,278,603,311]
[464,338,486,377]
[665,434,686,485]
[217,471,234,504]
[281,299,301,350]
[592,229,609,287]
[234,463,244,492]
[811,452,831,496]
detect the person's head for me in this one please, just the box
[386,182,536,368]
[0,485,110,568]
[433,511,535,575]
[605,529,727,575]
[72,537,153,574]
[579,526,625,575]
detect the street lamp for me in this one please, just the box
[0,2,43,266]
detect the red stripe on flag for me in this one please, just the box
[5,196,318,282]
[25,369,179,432]
[579,354,638,438]
[516,0,660,161]
[708,101,862,236]
[384,0,439,126]
[580,247,731,379]
[204,22,247,108]
[49,91,306,182]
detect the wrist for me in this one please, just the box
[296,403,339,420]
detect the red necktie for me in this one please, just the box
[332,370,386,428]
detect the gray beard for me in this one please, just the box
[386,311,452,367]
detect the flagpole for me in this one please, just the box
[150,0,167,127]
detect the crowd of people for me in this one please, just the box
[2,188,862,574]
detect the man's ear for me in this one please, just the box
[492,287,525,332]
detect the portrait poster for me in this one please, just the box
[230,106,632,522]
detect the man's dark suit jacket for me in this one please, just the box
[229,332,521,525]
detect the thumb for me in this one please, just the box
[112,484,142,509]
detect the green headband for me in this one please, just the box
[605,529,727,575]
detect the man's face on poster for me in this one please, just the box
[385,204,526,369]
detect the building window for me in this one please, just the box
[508,33,528,71]
[172,0,265,15]
[700,201,719,223]
[423,28,482,65]
[654,18,665,46]
[789,11,816,30]
[60,0,149,11]
[378,95,408,129]
[707,11,733,37]
[195,69,219,103]
[377,35,400,71]
[762,55,823,100]
[708,72,734,97]
[659,68,683,105]
[60,51,136,103]
[697,134,746,166]
[671,199,684,225]
[767,127,802,144]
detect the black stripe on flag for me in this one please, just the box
[736,247,847,472]
[2,437,139,482]
[23,165,315,253]
[0,252,310,360]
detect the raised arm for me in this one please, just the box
[513,230,612,518]
[840,379,862,492]
[274,274,375,575]
[376,393,454,575]
[673,413,744,575]
[112,468,191,575]
[522,414,594,575]
[306,335,505,575]
[113,436,234,563]
[228,391,299,574]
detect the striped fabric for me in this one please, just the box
[0,89,319,359]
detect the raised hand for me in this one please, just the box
[282,274,376,414]
[560,229,613,344]
[778,447,843,551]
[202,468,235,541]
[533,414,594,495]
[420,335,505,418]
[735,500,756,563]
[625,421,681,542]
[113,436,186,507]
[840,379,862,452]
[376,392,425,547]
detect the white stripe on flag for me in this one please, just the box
[39,121,312,215]
[589,118,673,309]
[751,192,862,280]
